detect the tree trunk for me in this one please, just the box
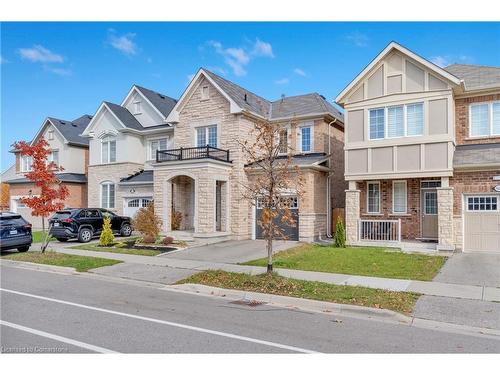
[41,216,50,253]
[266,221,273,274]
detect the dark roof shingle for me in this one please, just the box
[135,86,177,118]
[270,93,343,121]
[104,102,144,131]
[119,169,153,183]
[444,64,500,91]
[47,115,92,146]
[6,173,87,185]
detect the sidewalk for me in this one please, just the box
[51,245,500,303]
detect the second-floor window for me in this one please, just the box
[278,129,288,154]
[150,138,168,159]
[297,123,313,153]
[470,102,500,137]
[101,136,116,164]
[370,102,424,140]
[196,125,217,148]
[21,156,33,172]
[48,150,59,168]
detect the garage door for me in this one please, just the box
[464,195,500,253]
[255,196,299,241]
[123,197,152,218]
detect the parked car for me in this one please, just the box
[49,208,133,243]
[0,212,32,252]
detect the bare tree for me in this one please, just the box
[238,118,304,274]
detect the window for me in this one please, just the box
[150,138,168,159]
[467,196,498,211]
[196,125,217,147]
[49,150,59,167]
[406,103,424,136]
[370,102,423,140]
[16,199,26,208]
[21,156,33,172]
[133,101,141,115]
[424,192,438,215]
[278,129,288,154]
[101,136,116,164]
[392,181,407,214]
[388,106,404,138]
[48,130,54,140]
[369,108,385,139]
[367,182,380,214]
[101,182,115,209]
[141,198,152,207]
[421,180,441,189]
[128,199,140,208]
[300,126,312,152]
[201,85,210,100]
[470,102,500,137]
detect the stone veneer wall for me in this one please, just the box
[345,189,360,244]
[437,187,454,250]
[87,162,144,215]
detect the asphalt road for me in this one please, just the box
[1,264,499,353]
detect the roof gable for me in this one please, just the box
[82,102,144,137]
[336,41,462,104]
[31,115,91,147]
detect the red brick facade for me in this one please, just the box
[454,93,500,145]
[451,170,500,215]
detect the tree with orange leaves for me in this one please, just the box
[12,138,69,252]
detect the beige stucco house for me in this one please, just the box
[336,41,500,253]
[82,69,345,242]
[6,115,92,228]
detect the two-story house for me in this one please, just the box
[81,69,345,242]
[6,115,92,228]
[336,41,500,253]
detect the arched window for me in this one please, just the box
[100,181,115,209]
[128,199,140,208]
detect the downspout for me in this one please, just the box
[326,118,338,238]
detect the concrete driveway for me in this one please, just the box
[433,253,500,287]
[162,240,297,264]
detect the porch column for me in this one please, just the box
[345,181,360,245]
[437,183,454,251]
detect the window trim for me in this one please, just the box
[194,124,218,148]
[392,180,407,214]
[48,150,59,168]
[297,122,314,153]
[148,137,169,160]
[367,181,381,214]
[469,101,500,138]
[101,136,117,164]
[466,195,499,212]
[278,126,290,155]
[47,130,54,140]
[132,100,142,115]
[100,181,115,209]
[21,155,33,172]
[368,102,424,141]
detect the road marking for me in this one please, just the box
[0,320,119,354]
[1,288,320,353]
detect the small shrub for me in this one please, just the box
[171,209,182,230]
[132,204,162,238]
[162,236,174,245]
[333,218,346,248]
[142,234,156,244]
[99,217,115,246]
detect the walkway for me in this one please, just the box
[49,244,500,303]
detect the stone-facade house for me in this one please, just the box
[82,69,345,242]
[6,115,92,228]
[336,41,500,253]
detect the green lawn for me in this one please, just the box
[2,251,121,272]
[70,243,161,257]
[178,270,420,315]
[32,231,55,243]
[243,244,447,281]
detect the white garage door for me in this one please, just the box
[464,195,500,253]
[123,197,153,218]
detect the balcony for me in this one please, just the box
[156,146,231,163]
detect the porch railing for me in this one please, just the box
[156,146,231,163]
[358,219,401,242]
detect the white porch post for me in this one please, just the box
[345,180,360,245]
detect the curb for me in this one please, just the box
[0,259,77,274]
[166,283,412,324]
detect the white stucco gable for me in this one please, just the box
[81,103,126,138]
[166,69,243,123]
[121,86,166,127]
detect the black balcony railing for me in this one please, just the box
[156,146,231,163]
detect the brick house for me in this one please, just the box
[336,41,500,253]
[5,115,92,228]
[81,69,345,242]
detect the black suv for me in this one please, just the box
[0,212,32,252]
[49,208,133,243]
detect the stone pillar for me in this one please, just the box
[345,186,360,245]
[437,186,455,251]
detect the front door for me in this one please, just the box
[421,190,438,239]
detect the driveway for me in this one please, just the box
[162,240,297,264]
[433,253,500,287]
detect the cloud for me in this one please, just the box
[430,56,449,68]
[0,55,8,64]
[206,38,274,76]
[345,31,369,47]
[293,68,306,77]
[45,66,72,76]
[187,73,195,82]
[108,30,138,56]
[18,45,64,63]
[430,54,474,68]
[252,38,274,58]
[275,78,289,85]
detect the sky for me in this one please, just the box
[1,22,499,171]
